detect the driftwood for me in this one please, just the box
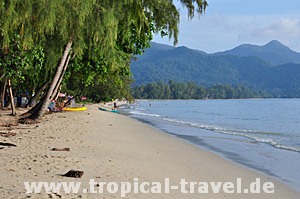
[62,170,84,178]
[51,148,70,151]
[0,132,17,137]
[0,142,17,147]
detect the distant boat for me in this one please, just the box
[98,107,119,113]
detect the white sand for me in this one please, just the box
[0,104,298,198]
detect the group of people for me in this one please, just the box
[47,95,76,112]
[47,100,63,112]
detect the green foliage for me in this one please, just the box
[131,81,273,99]
[62,46,133,102]
[62,68,133,102]
[0,0,209,108]
[0,34,30,80]
[60,0,209,102]
[0,33,48,91]
[20,46,46,93]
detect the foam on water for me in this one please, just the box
[129,110,161,118]
[157,117,300,153]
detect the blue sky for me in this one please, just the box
[153,0,300,53]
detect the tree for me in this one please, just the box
[131,82,271,99]
[0,0,208,119]
[0,34,31,114]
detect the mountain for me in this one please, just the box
[138,42,206,61]
[216,40,300,65]
[130,41,300,97]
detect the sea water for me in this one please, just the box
[121,99,300,191]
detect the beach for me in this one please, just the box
[0,104,298,199]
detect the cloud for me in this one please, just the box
[154,13,300,53]
[240,18,300,51]
[252,18,300,37]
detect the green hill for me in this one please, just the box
[130,41,300,97]
[216,40,300,65]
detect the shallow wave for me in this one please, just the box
[246,136,300,153]
[129,111,161,118]
[161,118,300,153]
[128,110,300,153]
[162,118,281,135]
[130,107,147,111]
[272,144,300,152]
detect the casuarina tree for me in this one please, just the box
[0,0,208,119]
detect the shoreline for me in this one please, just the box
[125,99,300,192]
[131,116,300,190]
[0,104,298,198]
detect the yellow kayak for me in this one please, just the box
[63,107,87,111]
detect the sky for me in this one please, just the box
[153,0,300,53]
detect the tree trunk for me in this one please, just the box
[29,41,73,119]
[0,79,7,109]
[5,87,10,108]
[20,94,46,118]
[7,79,16,116]
[52,54,71,101]
[0,73,5,81]
[25,81,50,108]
